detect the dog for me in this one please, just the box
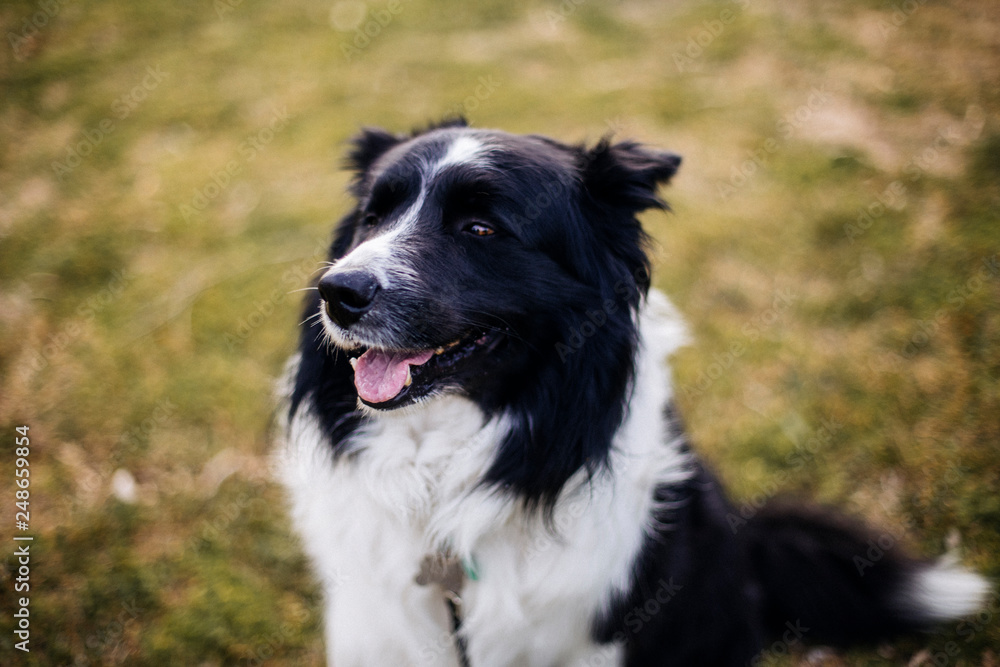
[277,119,990,666]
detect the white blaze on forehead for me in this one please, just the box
[433,135,486,172]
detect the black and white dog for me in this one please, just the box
[278,119,989,666]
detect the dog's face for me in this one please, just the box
[316,121,680,411]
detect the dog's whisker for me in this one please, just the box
[299,311,324,328]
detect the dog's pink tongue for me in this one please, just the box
[353,348,434,404]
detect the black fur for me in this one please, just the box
[592,460,940,665]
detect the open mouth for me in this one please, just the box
[347,329,505,409]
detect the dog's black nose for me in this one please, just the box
[317,270,380,327]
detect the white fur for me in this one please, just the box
[434,136,486,172]
[903,560,992,622]
[276,291,692,666]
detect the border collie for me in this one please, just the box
[277,119,990,666]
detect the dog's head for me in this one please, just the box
[317,119,680,408]
[310,119,680,503]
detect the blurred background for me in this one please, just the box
[1,0,998,664]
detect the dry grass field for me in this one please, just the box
[1,0,998,664]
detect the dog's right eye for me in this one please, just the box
[463,222,495,237]
[361,213,379,228]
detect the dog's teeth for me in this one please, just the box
[435,340,460,354]
[404,367,412,387]
[349,357,358,369]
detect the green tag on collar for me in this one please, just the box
[461,556,479,581]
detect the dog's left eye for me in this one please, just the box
[362,213,379,228]
[464,222,495,237]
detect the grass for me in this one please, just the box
[1,0,998,664]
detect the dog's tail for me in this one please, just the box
[741,503,992,650]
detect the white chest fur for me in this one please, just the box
[277,292,692,666]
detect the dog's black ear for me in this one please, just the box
[345,127,405,176]
[581,139,682,213]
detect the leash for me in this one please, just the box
[416,553,474,667]
[445,593,471,667]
